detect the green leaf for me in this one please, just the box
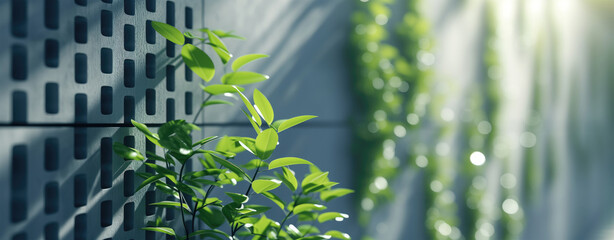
[158,120,197,151]
[298,225,320,235]
[242,109,262,134]
[268,157,313,170]
[222,202,242,222]
[182,44,215,82]
[206,43,232,64]
[252,179,282,193]
[151,21,184,45]
[226,192,249,204]
[222,72,269,85]
[198,207,225,228]
[142,227,176,236]
[183,31,205,41]
[318,212,349,223]
[234,86,262,126]
[211,29,245,39]
[208,153,251,182]
[137,174,165,191]
[320,188,354,202]
[255,128,278,160]
[144,163,177,184]
[150,201,191,212]
[324,230,351,240]
[281,167,298,191]
[112,142,145,160]
[186,230,228,240]
[204,29,229,52]
[302,172,329,188]
[276,115,317,132]
[202,99,234,107]
[242,159,268,170]
[299,236,331,240]
[232,54,269,72]
[244,204,271,215]
[131,120,161,146]
[253,89,274,125]
[292,203,327,214]
[261,192,285,210]
[202,84,245,95]
[192,136,218,148]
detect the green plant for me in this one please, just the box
[112,21,353,240]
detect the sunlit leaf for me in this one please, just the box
[112,142,145,160]
[261,192,285,210]
[142,227,176,236]
[182,44,215,82]
[150,201,191,212]
[226,192,249,204]
[252,179,282,193]
[268,157,313,170]
[274,115,317,133]
[131,120,161,146]
[211,29,245,39]
[253,89,274,125]
[136,174,165,191]
[242,159,268,170]
[234,86,262,126]
[202,84,244,95]
[208,153,251,182]
[183,31,205,41]
[317,212,349,223]
[201,99,234,107]
[255,128,278,160]
[206,42,232,64]
[320,188,354,202]
[222,72,269,85]
[282,167,298,191]
[192,136,218,148]
[232,54,269,72]
[324,230,351,240]
[292,203,327,214]
[151,21,184,45]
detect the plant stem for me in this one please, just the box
[245,159,263,196]
[191,183,216,233]
[277,191,302,235]
[178,162,191,239]
[192,94,213,124]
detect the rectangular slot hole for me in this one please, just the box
[12,45,27,80]
[146,53,155,79]
[124,202,135,231]
[101,10,112,37]
[166,65,175,91]
[146,0,155,12]
[75,93,87,123]
[44,182,60,214]
[45,82,59,114]
[74,16,87,43]
[45,39,59,67]
[74,214,87,240]
[145,191,155,216]
[185,65,192,82]
[124,96,135,124]
[101,200,112,227]
[185,7,193,29]
[124,59,135,88]
[44,138,59,171]
[146,20,155,44]
[124,0,135,15]
[11,0,27,38]
[45,182,59,214]
[185,92,193,115]
[124,170,134,197]
[101,86,113,115]
[145,140,156,174]
[101,48,112,74]
[166,1,175,26]
[165,196,175,220]
[44,0,59,29]
[124,24,135,51]
[45,222,59,240]
[100,138,112,189]
[166,40,175,57]
[146,231,155,240]
[75,53,87,83]
[11,145,27,223]
[12,91,27,124]
[12,232,26,240]
[166,98,175,122]
[74,127,87,160]
[74,174,87,207]
[75,0,87,6]
[146,89,156,115]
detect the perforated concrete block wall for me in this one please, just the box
[1,0,357,239]
[0,1,206,239]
